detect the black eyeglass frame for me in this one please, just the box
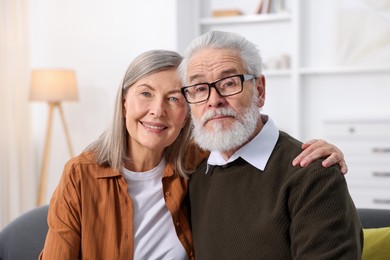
[181,74,257,104]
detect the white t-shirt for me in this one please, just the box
[122,158,187,260]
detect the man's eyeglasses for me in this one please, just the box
[181,74,256,104]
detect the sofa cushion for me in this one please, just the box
[0,205,49,260]
[362,227,390,260]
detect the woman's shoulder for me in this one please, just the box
[184,141,210,170]
[60,151,121,186]
[65,150,98,168]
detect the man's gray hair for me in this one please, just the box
[178,31,263,84]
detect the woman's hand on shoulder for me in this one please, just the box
[292,139,348,174]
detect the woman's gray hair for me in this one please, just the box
[178,31,263,85]
[86,50,193,177]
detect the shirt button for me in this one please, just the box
[176,221,181,227]
[165,191,171,197]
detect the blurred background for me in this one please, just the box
[1,0,389,229]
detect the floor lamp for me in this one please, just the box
[30,69,78,205]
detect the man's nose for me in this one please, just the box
[207,87,226,108]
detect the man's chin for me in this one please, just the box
[204,122,232,134]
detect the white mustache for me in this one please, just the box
[200,108,237,126]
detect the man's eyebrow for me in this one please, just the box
[218,69,239,78]
[188,69,239,84]
[188,74,202,83]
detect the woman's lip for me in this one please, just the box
[141,121,167,130]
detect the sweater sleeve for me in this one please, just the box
[39,161,82,259]
[288,166,363,260]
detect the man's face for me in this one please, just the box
[186,48,265,154]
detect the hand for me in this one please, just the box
[292,139,348,174]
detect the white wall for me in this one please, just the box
[28,0,186,203]
[27,0,390,206]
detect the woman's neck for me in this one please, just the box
[125,148,164,172]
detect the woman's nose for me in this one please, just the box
[150,98,166,118]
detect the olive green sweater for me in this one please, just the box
[189,131,363,260]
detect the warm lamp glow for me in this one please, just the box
[30,69,78,102]
[30,68,78,205]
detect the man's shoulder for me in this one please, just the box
[270,131,304,164]
[277,131,303,149]
[271,131,339,174]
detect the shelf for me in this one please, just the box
[200,13,291,25]
[263,69,291,77]
[264,66,390,77]
[299,66,390,76]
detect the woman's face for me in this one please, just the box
[123,68,187,157]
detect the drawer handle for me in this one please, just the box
[372,148,390,153]
[372,172,390,177]
[373,199,390,205]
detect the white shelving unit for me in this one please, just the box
[323,119,390,209]
[200,13,292,25]
[189,0,390,209]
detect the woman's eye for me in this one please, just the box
[168,96,179,102]
[141,92,151,97]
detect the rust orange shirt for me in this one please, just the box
[39,149,206,260]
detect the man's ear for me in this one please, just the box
[256,75,266,107]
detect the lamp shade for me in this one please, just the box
[30,69,78,102]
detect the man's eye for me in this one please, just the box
[195,85,209,92]
[221,79,235,88]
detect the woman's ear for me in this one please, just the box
[122,98,127,118]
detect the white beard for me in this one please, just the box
[191,100,261,152]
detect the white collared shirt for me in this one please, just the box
[206,115,279,172]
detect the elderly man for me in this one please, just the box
[179,31,363,259]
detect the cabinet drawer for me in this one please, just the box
[348,188,390,209]
[345,163,390,175]
[323,120,390,137]
[344,154,390,164]
[346,177,390,189]
[345,163,390,188]
[331,140,390,156]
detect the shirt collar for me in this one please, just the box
[206,115,279,172]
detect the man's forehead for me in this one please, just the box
[187,48,244,81]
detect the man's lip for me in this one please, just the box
[209,115,228,120]
[204,115,232,124]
